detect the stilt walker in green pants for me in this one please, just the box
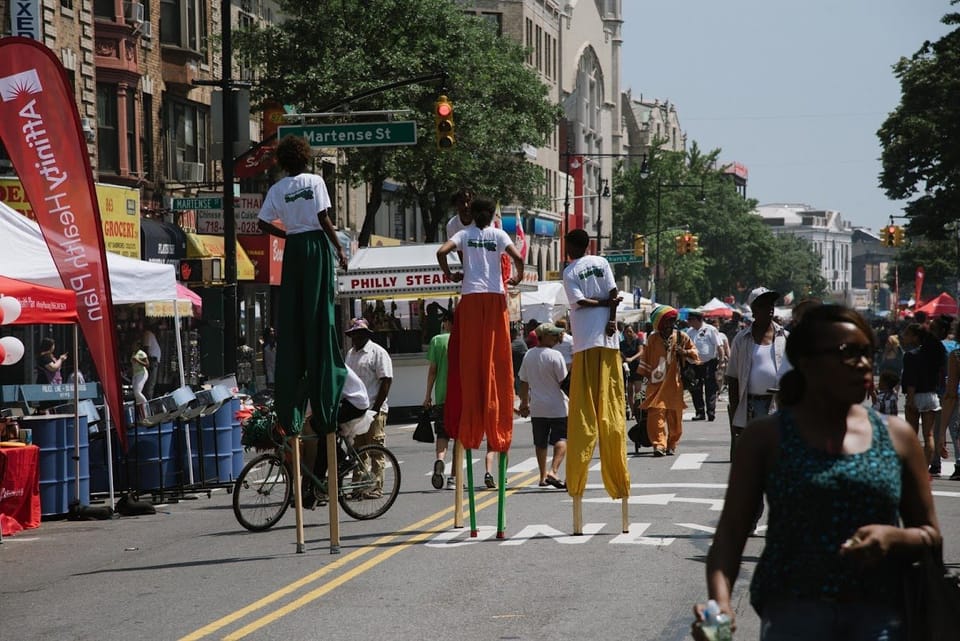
[257,134,348,445]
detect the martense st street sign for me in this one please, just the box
[278,122,417,148]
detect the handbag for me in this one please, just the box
[412,410,435,443]
[677,330,699,391]
[902,531,960,640]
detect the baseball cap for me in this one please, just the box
[345,318,373,334]
[534,322,564,338]
[747,287,779,307]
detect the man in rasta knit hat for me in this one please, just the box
[638,304,700,456]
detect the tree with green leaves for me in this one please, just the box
[611,143,827,305]
[878,1,960,240]
[234,0,560,245]
[884,238,959,302]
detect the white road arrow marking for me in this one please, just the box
[671,453,709,470]
[580,494,724,510]
[610,522,676,545]
[500,523,605,545]
[425,525,497,547]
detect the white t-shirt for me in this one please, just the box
[747,342,780,395]
[562,255,618,353]
[345,339,394,413]
[446,214,471,239]
[342,365,369,410]
[258,173,332,236]
[554,333,574,366]
[518,347,568,418]
[451,226,512,295]
[686,323,722,361]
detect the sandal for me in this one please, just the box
[545,476,566,489]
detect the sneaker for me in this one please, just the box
[484,472,497,489]
[950,469,960,480]
[431,459,445,489]
[666,448,676,456]
[691,415,706,421]
[929,464,942,476]
[446,476,456,490]
[653,447,666,457]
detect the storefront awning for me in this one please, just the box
[185,233,255,280]
[141,217,186,265]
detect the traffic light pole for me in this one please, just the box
[654,179,703,304]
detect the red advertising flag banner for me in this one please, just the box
[0,38,127,447]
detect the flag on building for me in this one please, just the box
[515,209,527,261]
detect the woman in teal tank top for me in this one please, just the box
[692,305,941,641]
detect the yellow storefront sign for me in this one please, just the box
[96,183,140,258]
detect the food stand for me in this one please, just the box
[338,244,537,416]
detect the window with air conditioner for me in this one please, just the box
[124,1,144,24]
[165,100,208,183]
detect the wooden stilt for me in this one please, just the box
[572,495,583,536]
[621,497,629,534]
[291,436,305,553]
[453,441,464,528]
[327,432,340,554]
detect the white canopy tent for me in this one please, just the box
[519,281,568,322]
[0,201,177,302]
[699,297,730,312]
[0,200,198,495]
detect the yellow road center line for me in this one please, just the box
[179,471,540,641]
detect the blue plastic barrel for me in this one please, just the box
[192,400,236,483]
[230,399,244,478]
[29,414,90,516]
[128,422,177,491]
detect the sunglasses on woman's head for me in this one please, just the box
[809,343,873,366]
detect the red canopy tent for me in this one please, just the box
[0,275,78,324]
[703,306,734,319]
[915,292,958,317]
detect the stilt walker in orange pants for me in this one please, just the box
[561,229,631,535]
[439,197,525,538]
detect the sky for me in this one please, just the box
[619,0,954,232]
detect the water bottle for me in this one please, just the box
[700,599,733,641]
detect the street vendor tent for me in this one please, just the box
[915,292,958,317]
[0,275,78,324]
[520,281,568,322]
[699,297,735,319]
[0,201,177,303]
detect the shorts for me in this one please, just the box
[431,404,449,440]
[531,417,567,449]
[914,392,940,412]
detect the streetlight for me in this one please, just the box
[653,178,704,303]
[595,178,611,253]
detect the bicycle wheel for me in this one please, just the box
[233,453,291,532]
[338,444,401,520]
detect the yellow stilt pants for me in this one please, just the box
[565,347,630,499]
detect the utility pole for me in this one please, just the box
[221,0,237,375]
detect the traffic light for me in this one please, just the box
[633,233,646,258]
[675,234,686,255]
[893,225,905,247]
[882,224,896,247]
[685,234,698,254]
[434,95,455,149]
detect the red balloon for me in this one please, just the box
[0,306,4,324]
[0,343,5,365]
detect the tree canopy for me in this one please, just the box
[611,143,827,306]
[234,0,560,244]
[877,1,960,240]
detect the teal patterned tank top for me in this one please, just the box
[749,407,903,614]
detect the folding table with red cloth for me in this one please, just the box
[0,444,41,536]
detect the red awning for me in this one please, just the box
[915,292,957,317]
[0,275,78,324]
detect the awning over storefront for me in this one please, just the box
[237,234,284,285]
[141,217,186,265]
[185,233,255,281]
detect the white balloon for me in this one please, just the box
[0,336,25,365]
[0,296,22,325]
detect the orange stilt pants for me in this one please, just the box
[443,293,513,452]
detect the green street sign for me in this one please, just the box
[172,197,222,211]
[604,254,641,265]
[278,121,417,148]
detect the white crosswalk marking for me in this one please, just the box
[671,453,709,470]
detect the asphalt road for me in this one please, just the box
[3,400,959,641]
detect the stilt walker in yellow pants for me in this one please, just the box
[258,135,348,552]
[561,229,631,535]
